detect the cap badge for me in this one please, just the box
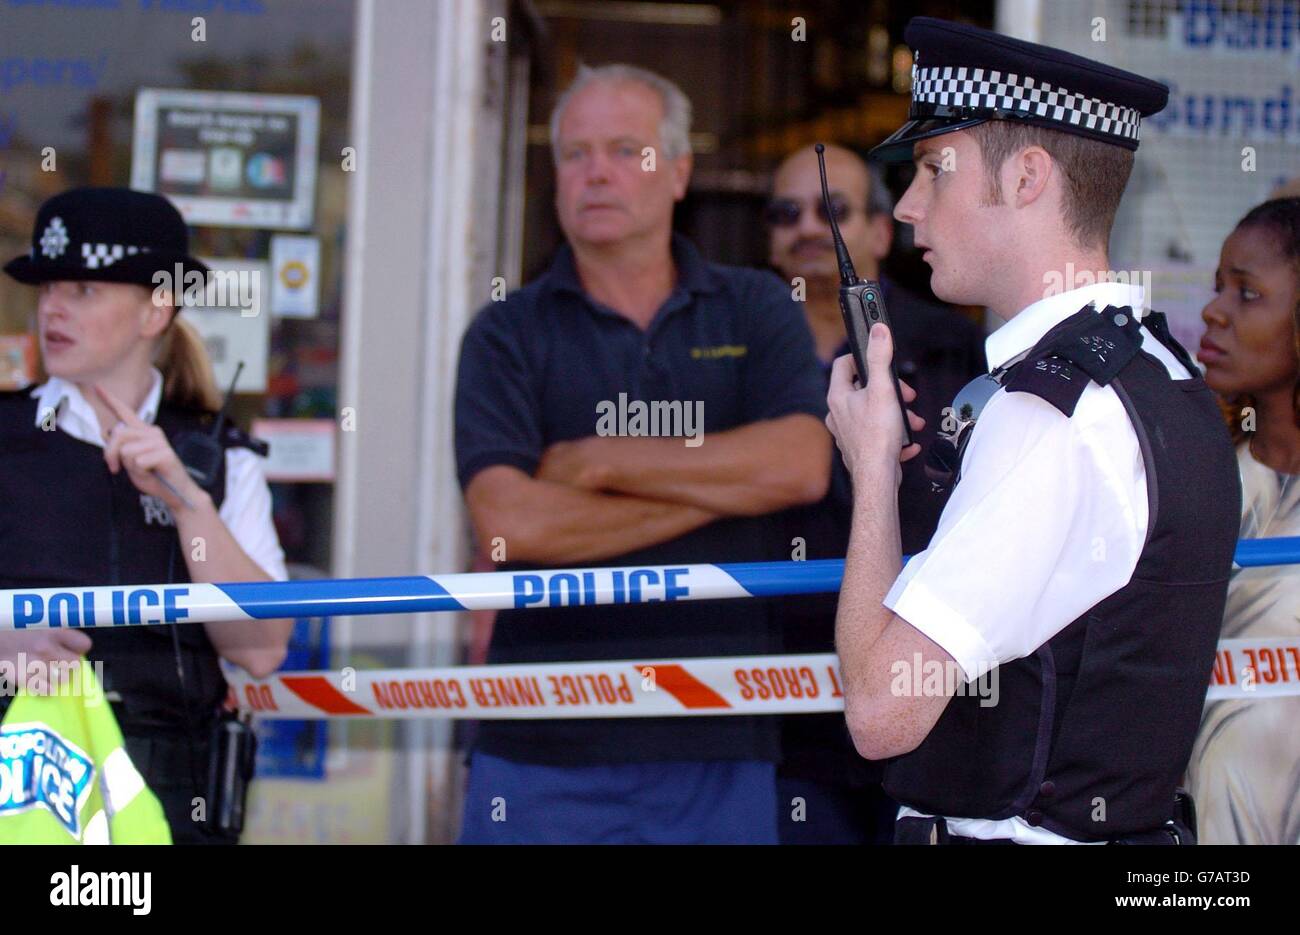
[39,216,70,260]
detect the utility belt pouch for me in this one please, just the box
[205,708,257,836]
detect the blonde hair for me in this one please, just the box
[156,313,222,412]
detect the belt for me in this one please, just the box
[895,816,1018,845]
[895,814,1194,845]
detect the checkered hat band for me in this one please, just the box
[79,242,151,270]
[911,65,1141,143]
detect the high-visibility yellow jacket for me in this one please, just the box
[0,662,171,844]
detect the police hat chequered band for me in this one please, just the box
[910,64,1142,144]
[80,242,150,270]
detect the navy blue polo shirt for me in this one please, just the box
[454,233,827,766]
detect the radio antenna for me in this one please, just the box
[815,143,859,286]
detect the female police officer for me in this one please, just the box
[0,187,292,844]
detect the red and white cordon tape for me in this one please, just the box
[226,653,848,720]
[1209,636,1300,700]
[226,637,1300,719]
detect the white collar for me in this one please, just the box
[29,368,164,445]
[985,281,1147,372]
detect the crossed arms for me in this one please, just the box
[465,414,831,565]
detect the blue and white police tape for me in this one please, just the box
[1,561,815,630]
[3,535,1300,631]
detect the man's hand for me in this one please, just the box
[97,384,209,513]
[536,436,614,490]
[826,323,925,478]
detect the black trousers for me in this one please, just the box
[123,732,239,846]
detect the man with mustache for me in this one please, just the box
[454,64,831,844]
[765,143,984,843]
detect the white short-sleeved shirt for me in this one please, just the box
[884,282,1193,844]
[29,368,289,583]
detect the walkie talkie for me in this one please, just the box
[176,360,244,494]
[815,143,913,447]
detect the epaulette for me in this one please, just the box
[1003,305,1144,417]
[160,403,270,457]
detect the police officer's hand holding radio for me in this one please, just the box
[0,187,293,844]
[814,142,924,474]
[826,323,925,478]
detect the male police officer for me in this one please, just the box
[826,18,1241,844]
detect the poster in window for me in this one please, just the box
[132,89,320,230]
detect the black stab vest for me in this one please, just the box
[0,388,253,731]
[883,306,1242,841]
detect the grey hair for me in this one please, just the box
[549,63,693,160]
[866,163,894,218]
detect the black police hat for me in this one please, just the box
[870,17,1170,162]
[3,187,210,290]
